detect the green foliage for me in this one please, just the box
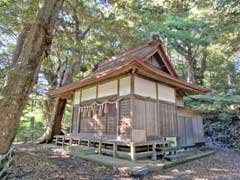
[16,98,45,142]
[1,0,240,146]
[186,94,240,149]
[205,109,240,149]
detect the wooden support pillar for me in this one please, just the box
[116,100,120,139]
[116,79,120,139]
[88,140,91,147]
[130,142,136,161]
[130,72,135,141]
[113,142,117,158]
[78,139,81,145]
[62,137,65,148]
[69,138,72,146]
[152,142,157,160]
[155,83,159,136]
[98,141,102,154]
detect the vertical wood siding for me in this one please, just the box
[72,107,79,134]
[177,116,187,147]
[133,98,177,138]
[158,102,177,137]
[192,116,205,143]
[119,98,131,139]
[185,117,194,146]
[134,99,158,137]
[80,111,116,135]
[106,104,117,134]
[177,115,205,147]
[77,98,130,138]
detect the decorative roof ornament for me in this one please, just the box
[151,34,163,43]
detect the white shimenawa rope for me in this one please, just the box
[78,98,122,112]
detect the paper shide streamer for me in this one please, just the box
[78,99,122,118]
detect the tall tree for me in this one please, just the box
[0,0,64,154]
[38,0,141,142]
[114,0,211,84]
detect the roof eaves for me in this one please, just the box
[133,58,210,93]
[48,56,210,97]
[48,58,137,97]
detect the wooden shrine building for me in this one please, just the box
[49,36,210,160]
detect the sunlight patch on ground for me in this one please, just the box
[185,169,195,174]
[210,168,229,172]
[171,169,179,173]
[51,147,69,157]
[154,175,175,179]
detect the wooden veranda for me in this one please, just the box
[53,134,178,161]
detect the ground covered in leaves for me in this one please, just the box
[9,144,240,180]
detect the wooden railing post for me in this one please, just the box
[130,142,136,161]
[113,142,117,158]
[98,141,102,155]
[55,136,58,145]
[152,142,157,160]
[62,136,65,148]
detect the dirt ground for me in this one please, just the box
[8,144,240,180]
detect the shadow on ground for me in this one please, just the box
[8,144,240,180]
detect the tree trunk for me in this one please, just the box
[38,98,66,143]
[38,6,91,143]
[187,59,196,84]
[0,0,64,154]
[38,67,78,143]
[195,50,207,85]
[11,24,31,66]
[52,99,67,135]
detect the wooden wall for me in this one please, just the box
[71,75,131,139]
[134,99,157,137]
[177,114,205,147]
[158,102,177,137]
[133,98,177,139]
[78,102,117,135]
[71,97,131,139]
[192,116,205,143]
[72,107,79,134]
[119,98,131,139]
[71,73,205,147]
